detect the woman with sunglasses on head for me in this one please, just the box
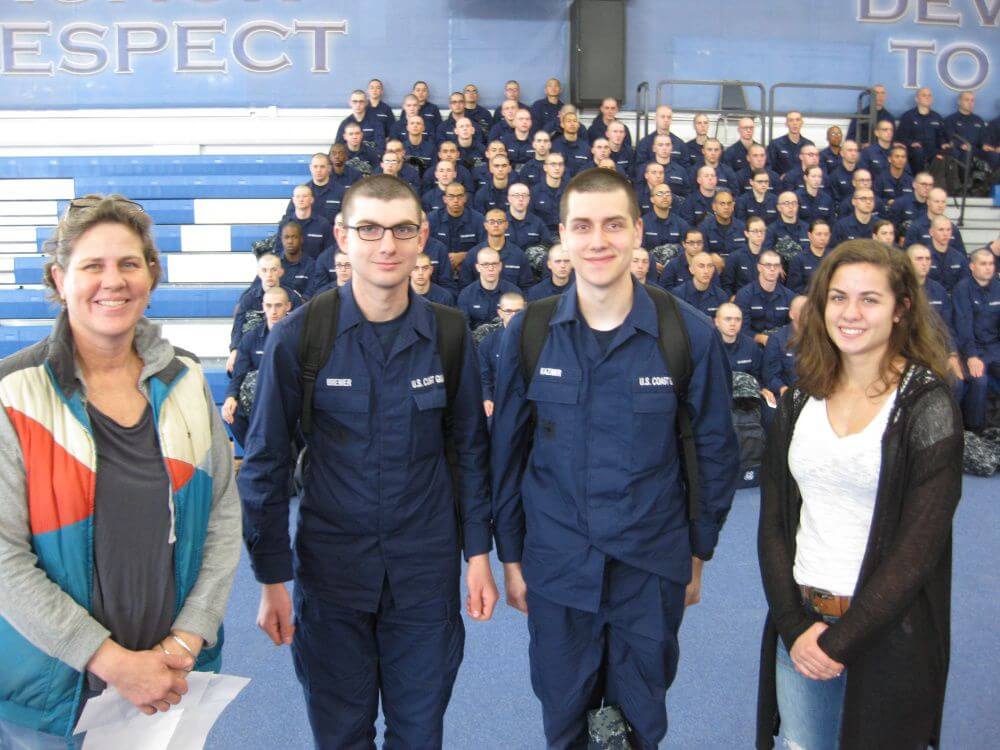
[0,195,241,748]
[756,239,962,750]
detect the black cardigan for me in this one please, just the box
[756,364,964,750]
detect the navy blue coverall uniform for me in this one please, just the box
[721,248,762,297]
[786,250,827,295]
[734,279,795,334]
[953,275,1000,429]
[489,281,738,749]
[639,210,690,250]
[669,280,729,318]
[527,276,572,302]
[238,284,491,749]
[225,321,269,448]
[736,191,778,225]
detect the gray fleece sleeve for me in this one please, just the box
[170,379,242,646]
[0,407,111,673]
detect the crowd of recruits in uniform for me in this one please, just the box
[224,80,998,439]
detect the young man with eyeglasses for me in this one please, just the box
[733,249,795,347]
[658,228,705,289]
[736,169,779,225]
[831,188,877,246]
[410,251,455,305]
[335,89,387,152]
[457,246,521,329]
[478,291,526,418]
[459,209,533,289]
[239,174,497,749]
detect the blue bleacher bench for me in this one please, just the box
[70,175,305,201]
[0,155,313,179]
[34,224,274,254]
[0,285,244,319]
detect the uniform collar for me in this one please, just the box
[335,280,433,342]
[550,277,659,338]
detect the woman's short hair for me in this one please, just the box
[42,194,161,301]
[793,239,950,398]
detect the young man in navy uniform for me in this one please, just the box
[490,168,738,749]
[239,175,497,749]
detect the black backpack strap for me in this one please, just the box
[297,287,341,438]
[643,284,700,521]
[519,295,561,386]
[429,302,467,405]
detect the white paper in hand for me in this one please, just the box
[74,673,249,750]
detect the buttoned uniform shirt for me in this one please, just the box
[477,325,504,401]
[818,146,842,175]
[878,170,914,205]
[762,323,796,392]
[764,219,811,255]
[609,144,635,176]
[226,322,270,402]
[639,210,690,251]
[230,283,302,351]
[951,276,999,358]
[794,188,834,224]
[336,109,388,152]
[859,142,893,177]
[896,108,947,160]
[903,215,966,256]
[923,279,958,350]
[657,254,695,290]
[527,276,573,302]
[837,194,888,221]
[927,245,971,292]
[458,241,534,290]
[489,280,738,613]
[887,194,926,231]
[846,106,894,144]
[281,255,316,298]
[415,283,456,307]
[457,279,521,329]
[634,159,689,198]
[428,207,487,254]
[736,191,779,225]
[518,158,547,187]
[767,134,815,177]
[831,213,877,247]
[500,132,536,168]
[723,334,763,381]
[283,173,362,224]
[464,105,493,138]
[530,98,564,132]
[786,250,827,295]
[473,181,512,215]
[723,140,756,174]
[736,165,780,196]
[418,101,443,135]
[531,182,566,232]
[699,215,747,259]
[238,284,491,611]
[278,214,334,260]
[689,161,740,195]
[678,191,716,227]
[506,211,553,249]
[827,163,859,205]
[721,247,763,297]
[733,278,795,333]
[669,279,729,318]
[635,132,688,168]
[551,134,593,177]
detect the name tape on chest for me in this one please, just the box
[326,378,352,387]
[638,376,673,387]
[411,374,445,389]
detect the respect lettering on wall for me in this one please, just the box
[859,0,998,89]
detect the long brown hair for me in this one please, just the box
[793,239,950,398]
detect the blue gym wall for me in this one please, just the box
[0,1,995,115]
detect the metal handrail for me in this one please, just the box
[655,79,767,143]
[635,81,650,142]
[768,83,875,147]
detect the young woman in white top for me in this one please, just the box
[756,239,962,750]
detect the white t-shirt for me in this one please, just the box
[790,390,897,596]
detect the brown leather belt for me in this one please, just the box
[800,585,851,617]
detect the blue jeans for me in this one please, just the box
[0,719,82,750]
[775,623,846,750]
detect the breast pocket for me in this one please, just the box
[313,381,371,447]
[526,370,581,452]
[411,386,447,461]
[631,378,678,472]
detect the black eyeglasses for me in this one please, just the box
[68,196,144,213]
[346,223,420,241]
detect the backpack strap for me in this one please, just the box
[643,284,700,521]
[519,295,561,385]
[297,287,341,438]
[429,301,467,406]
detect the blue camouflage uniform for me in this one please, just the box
[786,250,827,295]
[734,279,795,334]
[238,284,491,749]
[458,241,534,290]
[640,210,690,250]
[669,280,729,318]
[428,207,487,254]
[952,275,1000,429]
[457,279,521,329]
[762,323,797,392]
[489,280,737,749]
